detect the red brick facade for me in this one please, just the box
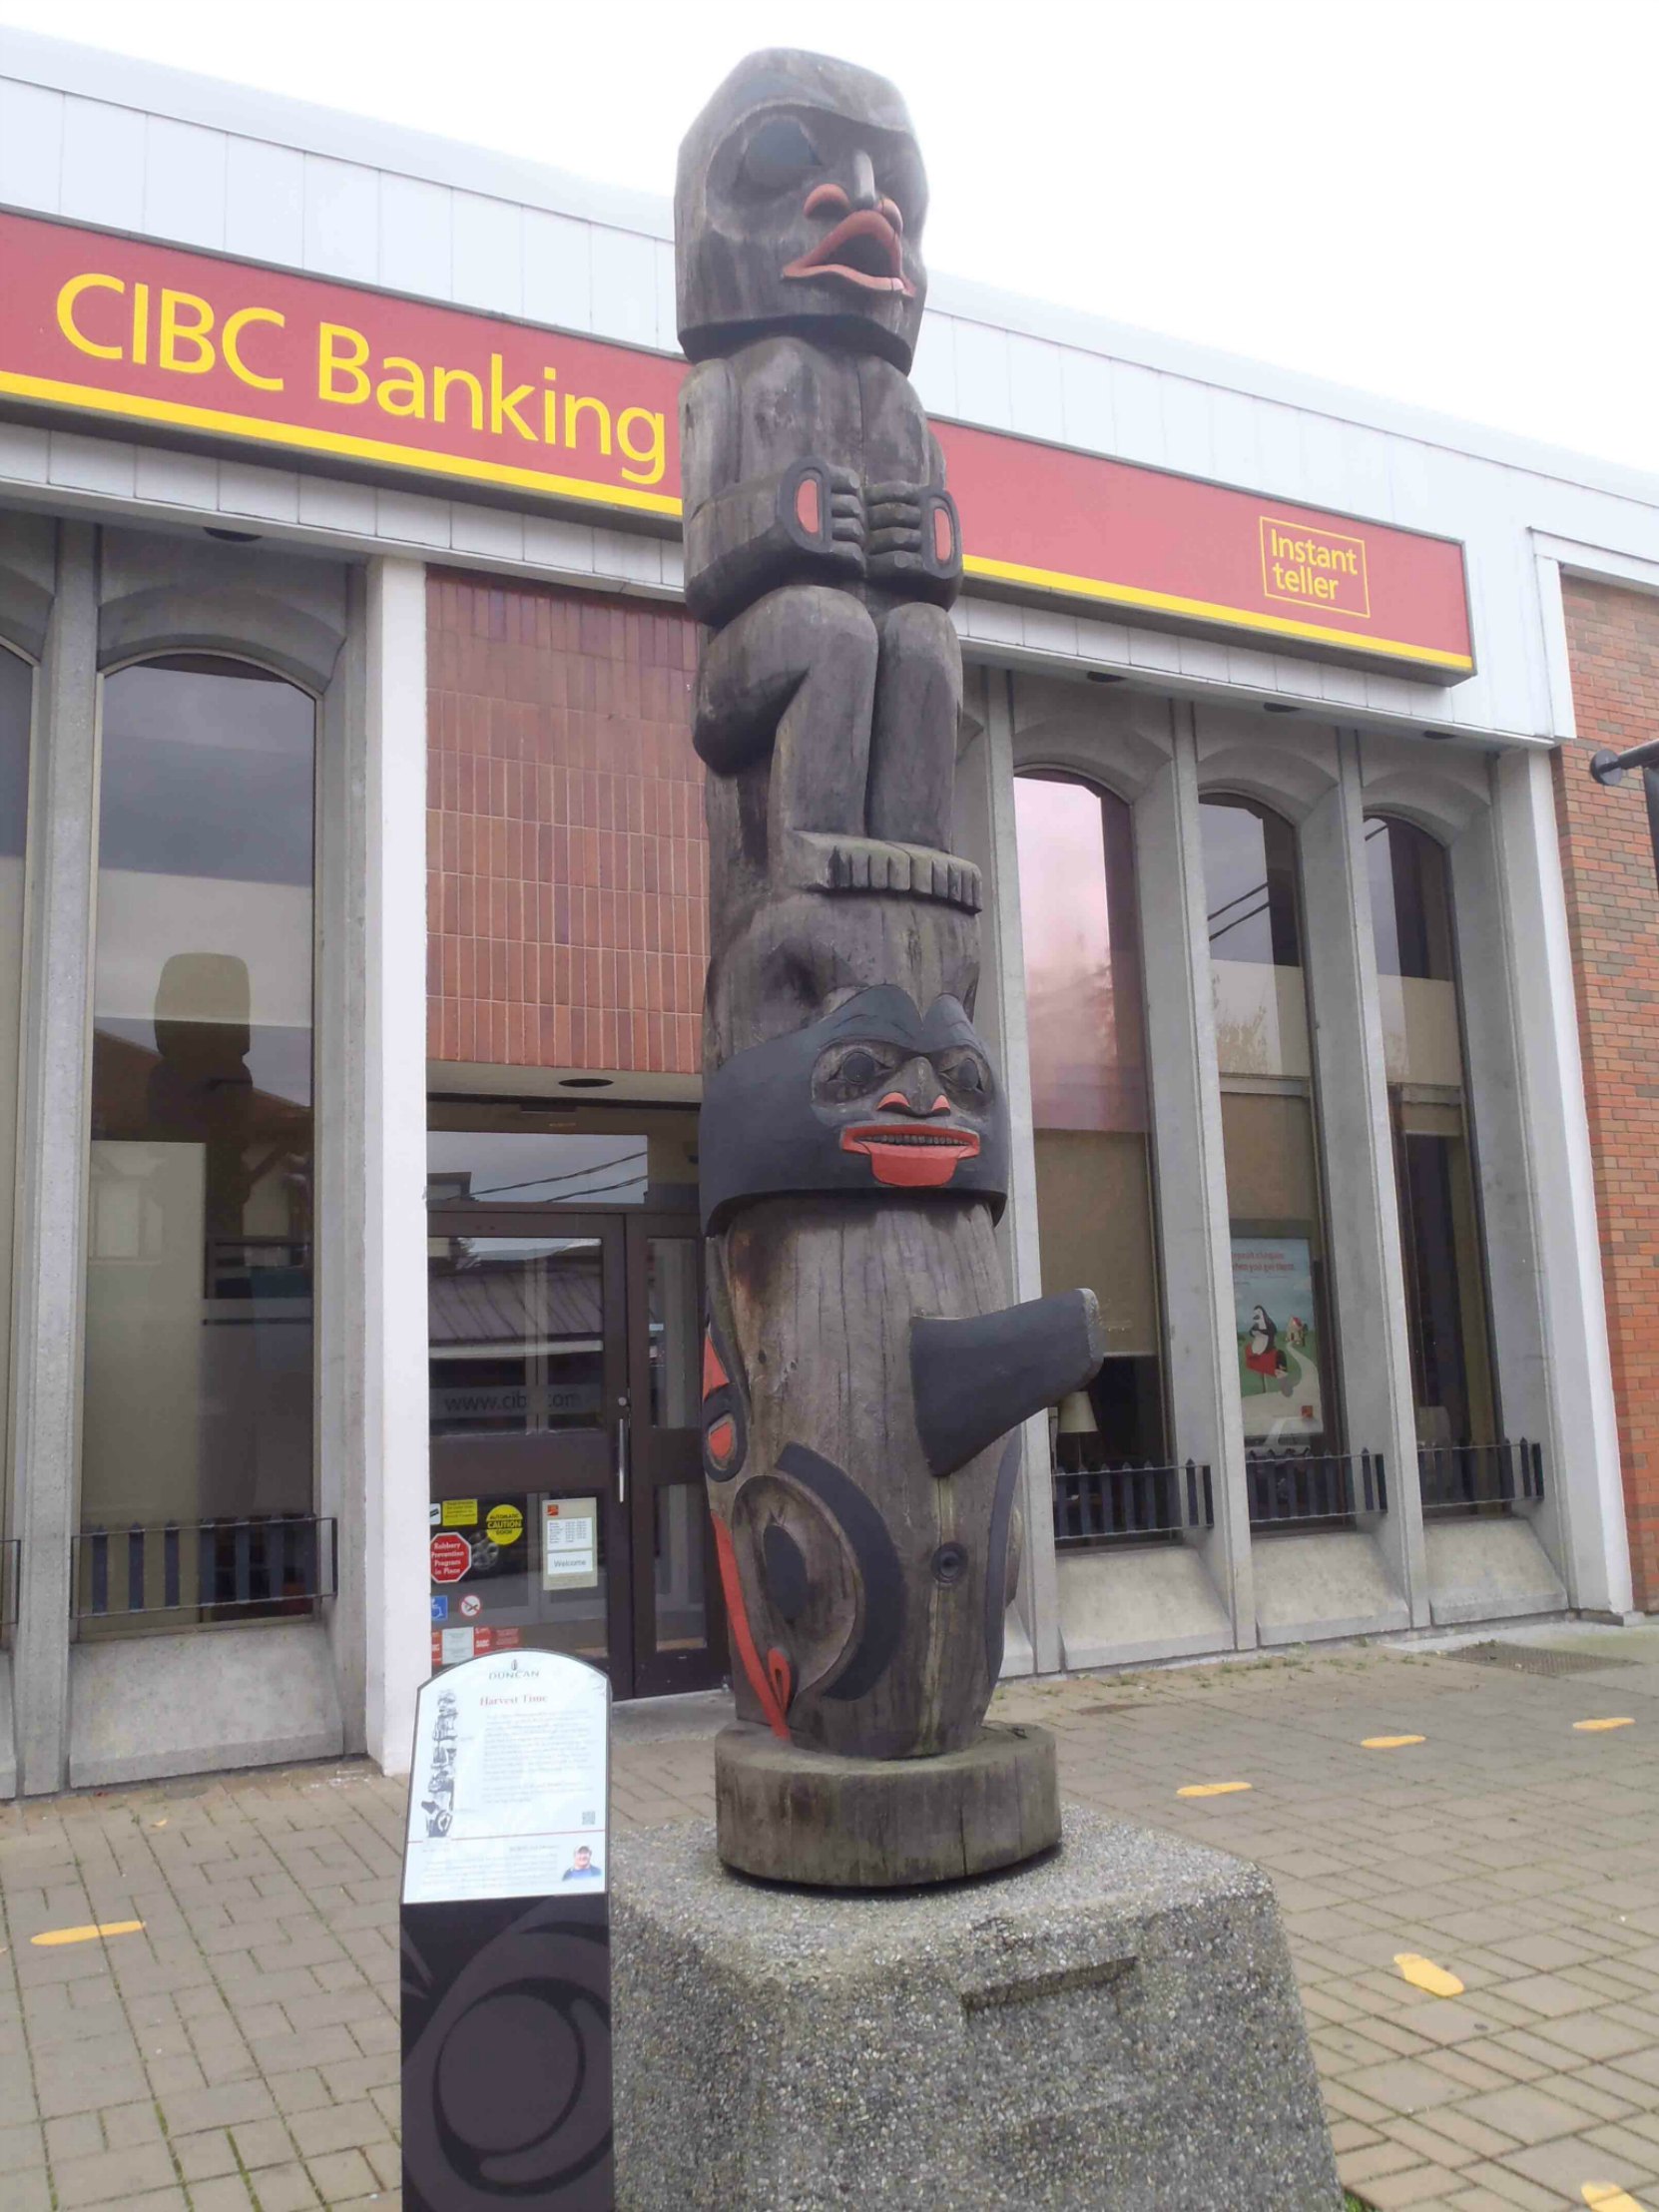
[1556,577,1659,1610]
[427,573,707,1073]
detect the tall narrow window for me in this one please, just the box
[1366,816,1496,1454]
[81,658,315,1626]
[0,647,31,1627]
[1202,798,1341,1503]
[1015,774,1166,1476]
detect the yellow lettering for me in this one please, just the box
[376,356,426,418]
[159,290,216,374]
[318,322,371,404]
[434,365,484,430]
[132,282,149,366]
[564,393,612,455]
[618,405,666,485]
[489,353,535,441]
[56,273,124,360]
[543,368,558,445]
[222,306,284,391]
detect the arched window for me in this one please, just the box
[0,645,32,1607]
[1201,796,1341,1508]
[1366,815,1496,1456]
[81,657,316,1625]
[1014,773,1166,1483]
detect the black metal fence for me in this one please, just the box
[1053,1461,1214,1548]
[72,1515,337,1620]
[1247,1449,1386,1529]
[1417,1439,1545,1517]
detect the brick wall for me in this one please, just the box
[1556,576,1659,1611]
[427,572,707,1073]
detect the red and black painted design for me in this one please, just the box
[701,1318,748,1481]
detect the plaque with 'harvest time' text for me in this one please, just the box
[400,1649,612,2211]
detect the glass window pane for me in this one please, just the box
[425,1117,701,1210]
[1016,773,1166,1467]
[645,1238,701,1429]
[654,1483,707,1657]
[81,660,315,1622]
[1368,815,1497,1449]
[1202,797,1340,1471]
[428,1238,605,1433]
[0,647,31,1581]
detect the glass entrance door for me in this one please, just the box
[425,1206,724,1699]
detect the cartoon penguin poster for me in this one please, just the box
[1230,1237,1323,1440]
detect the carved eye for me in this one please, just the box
[814,1040,901,1102]
[742,116,821,194]
[936,1049,989,1097]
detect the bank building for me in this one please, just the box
[0,28,1656,1797]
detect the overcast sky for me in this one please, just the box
[4,0,1655,475]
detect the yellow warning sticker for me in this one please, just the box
[1363,1735,1426,1749]
[1582,2184,1645,2211]
[486,1503,524,1546]
[441,1500,479,1528]
[1574,1718,1635,1733]
[32,1921,145,1947]
[1394,1952,1464,1997]
[1176,1782,1252,1798]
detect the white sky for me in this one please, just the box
[4,0,1656,474]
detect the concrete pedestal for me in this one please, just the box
[613,1806,1341,2211]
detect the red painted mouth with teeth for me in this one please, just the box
[783,209,913,295]
[839,1123,979,1188]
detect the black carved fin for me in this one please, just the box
[910,1290,1105,1479]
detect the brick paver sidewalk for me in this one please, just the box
[2,1626,1657,2210]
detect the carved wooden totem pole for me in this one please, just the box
[678,50,1102,1887]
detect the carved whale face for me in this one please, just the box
[699,985,1007,1231]
[676,48,928,371]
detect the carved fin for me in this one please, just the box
[910,1290,1105,1479]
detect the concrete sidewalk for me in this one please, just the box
[2,1626,1657,2211]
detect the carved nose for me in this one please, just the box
[848,150,878,210]
[877,1080,951,1118]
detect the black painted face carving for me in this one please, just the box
[699,985,1007,1231]
[676,49,928,370]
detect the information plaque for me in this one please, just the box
[400,1649,612,2211]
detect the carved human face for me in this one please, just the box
[699,985,1007,1231]
[676,49,928,370]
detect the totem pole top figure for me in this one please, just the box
[676,49,928,373]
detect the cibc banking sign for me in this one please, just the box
[0,210,1473,683]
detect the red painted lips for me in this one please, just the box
[782,209,913,295]
[839,1123,980,1188]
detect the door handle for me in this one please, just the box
[615,1396,630,1504]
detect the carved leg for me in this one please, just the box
[693,585,877,889]
[867,600,962,850]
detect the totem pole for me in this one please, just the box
[679,50,1102,1886]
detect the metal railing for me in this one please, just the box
[1247,1448,1386,1529]
[0,1537,17,1629]
[72,1515,337,1620]
[1417,1438,1545,1518]
[1053,1460,1214,1548]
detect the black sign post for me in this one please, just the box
[1589,737,1659,892]
[400,1649,613,2210]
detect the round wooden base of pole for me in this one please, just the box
[714,1721,1060,1889]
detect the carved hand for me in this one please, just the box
[864,482,962,593]
[779,462,866,578]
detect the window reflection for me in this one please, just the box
[81,659,315,1620]
[1366,816,1495,1448]
[0,647,31,1597]
[1014,773,1166,1470]
[1201,797,1339,1473]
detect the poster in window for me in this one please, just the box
[1231,1236,1323,1442]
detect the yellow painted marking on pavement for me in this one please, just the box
[1583,2183,1646,2211]
[30,1920,144,1947]
[1574,1717,1635,1732]
[1176,1781,1252,1798]
[1363,1735,1425,1749]
[1394,1952,1464,1996]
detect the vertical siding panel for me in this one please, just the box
[142,116,228,250]
[224,137,304,266]
[0,80,64,213]
[301,153,379,282]
[523,209,594,331]
[59,94,145,228]
[451,191,523,314]
[379,175,453,299]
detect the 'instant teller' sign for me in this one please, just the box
[400,1648,613,2211]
